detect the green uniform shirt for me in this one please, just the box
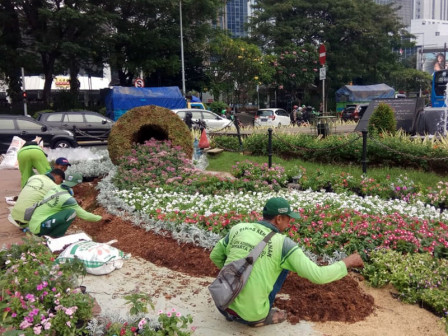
[29,185,102,234]
[210,221,348,322]
[11,173,57,223]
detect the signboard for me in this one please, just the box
[319,44,326,66]
[55,77,70,89]
[419,49,448,74]
[134,78,145,88]
[319,67,326,80]
[355,98,425,133]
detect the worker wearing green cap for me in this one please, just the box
[28,172,111,237]
[210,197,364,327]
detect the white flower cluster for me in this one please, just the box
[95,167,448,250]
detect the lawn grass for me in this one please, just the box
[206,151,448,189]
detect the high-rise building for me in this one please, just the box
[414,0,448,20]
[225,0,250,38]
[373,0,414,25]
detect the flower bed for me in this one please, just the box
[0,237,194,335]
[100,139,448,331]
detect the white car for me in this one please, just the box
[172,109,233,131]
[254,108,291,127]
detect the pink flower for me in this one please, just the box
[66,321,71,328]
[19,320,32,329]
[33,325,42,334]
[138,318,147,329]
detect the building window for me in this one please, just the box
[435,32,440,36]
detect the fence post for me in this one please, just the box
[361,130,368,174]
[234,115,243,152]
[268,128,273,168]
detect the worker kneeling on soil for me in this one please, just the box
[28,172,109,238]
[210,197,364,327]
[10,169,66,228]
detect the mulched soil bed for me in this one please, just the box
[72,181,375,325]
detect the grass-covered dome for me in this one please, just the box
[108,105,193,164]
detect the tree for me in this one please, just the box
[388,68,432,95]
[249,0,410,106]
[7,0,110,104]
[105,0,222,90]
[206,34,274,104]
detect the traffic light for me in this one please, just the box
[22,91,27,99]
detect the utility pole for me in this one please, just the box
[179,0,186,96]
[21,67,28,116]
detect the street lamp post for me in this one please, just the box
[179,0,186,96]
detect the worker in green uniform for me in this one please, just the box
[10,169,65,228]
[28,172,110,238]
[210,197,364,327]
[17,142,51,188]
[17,139,72,188]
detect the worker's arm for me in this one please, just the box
[281,238,363,284]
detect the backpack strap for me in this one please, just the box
[35,191,69,208]
[245,231,276,264]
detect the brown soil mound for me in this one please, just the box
[72,181,375,325]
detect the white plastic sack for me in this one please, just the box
[56,240,130,275]
[0,136,26,169]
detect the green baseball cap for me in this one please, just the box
[263,197,300,219]
[63,172,83,188]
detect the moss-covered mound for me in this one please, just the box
[108,105,193,164]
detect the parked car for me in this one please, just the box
[254,108,291,127]
[172,109,233,131]
[341,104,368,122]
[341,106,357,121]
[0,115,77,154]
[37,111,114,143]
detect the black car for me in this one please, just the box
[37,111,114,143]
[0,115,77,154]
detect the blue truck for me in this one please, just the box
[105,86,187,121]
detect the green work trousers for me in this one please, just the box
[17,147,50,188]
[38,208,77,238]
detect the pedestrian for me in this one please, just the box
[291,105,298,126]
[184,111,193,130]
[10,169,66,229]
[221,109,227,119]
[28,172,112,238]
[17,141,51,188]
[210,197,364,327]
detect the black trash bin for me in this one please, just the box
[317,122,329,137]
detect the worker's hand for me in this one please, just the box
[101,214,114,222]
[342,253,364,269]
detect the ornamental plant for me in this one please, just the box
[90,293,194,336]
[362,249,448,332]
[368,103,397,135]
[0,236,93,335]
[114,140,291,195]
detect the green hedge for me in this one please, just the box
[211,132,448,175]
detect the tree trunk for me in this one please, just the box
[41,52,56,105]
[69,62,80,94]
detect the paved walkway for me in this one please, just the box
[0,169,25,247]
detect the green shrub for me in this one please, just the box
[210,135,243,151]
[368,103,397,135]
[208,101,227,115]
